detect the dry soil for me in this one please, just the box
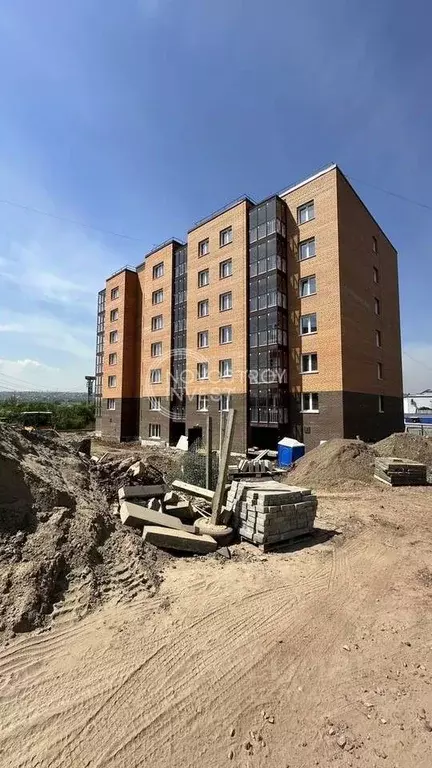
[1,478,432,767]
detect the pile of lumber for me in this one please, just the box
[374,456,427,486]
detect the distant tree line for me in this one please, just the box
[0,398,95,431]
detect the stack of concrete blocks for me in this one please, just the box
[224,479,317,550]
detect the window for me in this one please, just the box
[152,289,163,305]
[220,291,232,311]
[299,238,316,261]
[300,275,317,297]
[109,330,118,343]
[376,329,382,347]
[219,359,232,378]
[198,299,209,317]
[220,227,233,247]
[151,342,162,357]
[219,325,232,344]
[198,269,209,287]
[372,236,378,253]
[301,392,319,412]
[108,375,117,388]
[300,313,317,335]
[219,394,231,411]
[152,262,164,279]
[301,353,318,373]
[377,362,383,380]
[149,423,161,439]
[150,396,161,411]
[197,362,209,380]
[378,395,384,413]
[107,399,115,410]
[197,330,209,348]
[110,287,119,300]
[199,238,209,257]
[150,368,162,383]
[108,353,117,365]
[374,297,380,315]
[110,309,119,322]
[373,266,379,284]
[151,314,163,331]
[297,201,315,224]
[220,259,232,278]
[197,395,208,411]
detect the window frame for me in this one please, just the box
[198,238,209,257]
[219,291,233,312]
[197,362,209,380]
[151,341,163,357]
[107,398,116,410]
[373,266,379,284]
[197,394,209,412]
[149,396,161,411]
[374,297,380,315]
[152,288,164,305]
[219,393,231,412]
[149,423,161,439]
[197,330,209,348]
[110,287,119,300]
[299,237,316,261]
[107,375,117,388]
[198,299,209,318]
[110,308,119,322]
[219,258,233,279]
[152,262,164,279]
[151,314,164,331]
[198,268,210,288]
[297,201,315,225]
[108,352,117,366]
[299,275,317,298]
[301,353,318,374]
[219,358,232,378]
[378,395,384,413]
[300,313,317,335]
[301,392,319,413]
[377,362,383,380]
[219,226,233,247]
[150,368,162,384]
[109,330,118,343]
[219,324,232,344]
[376,329,382,347]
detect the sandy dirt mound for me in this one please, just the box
[1,485,432,767]
[375,432,432,467]
[0,425,164,639]
[287,438,377,490]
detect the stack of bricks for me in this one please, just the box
[224,479,317,551]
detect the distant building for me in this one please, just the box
[404,390,432,426]
[94,164,404,451]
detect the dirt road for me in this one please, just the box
[1,486,431,767]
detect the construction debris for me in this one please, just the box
[225,479,317,551]
[374,457,427,486]
[143,526,217,554]
[194,518,234,546]
[119,501,191,531]
[172,479,214,500]
[118,484,167,501]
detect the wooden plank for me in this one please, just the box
[211,408,236,526]
[171,479,214,500]
[206,413,213,490]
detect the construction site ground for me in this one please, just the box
[1,476,432,767]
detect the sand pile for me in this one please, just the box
[0,425,164,639]
[375,432,432,468]
[288,438,377,490]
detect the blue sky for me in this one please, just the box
[0,0,431,393]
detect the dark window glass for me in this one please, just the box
[249,209,258,228]
[257,206,266,224]
[249,245,258,262]
[257,223,266,240]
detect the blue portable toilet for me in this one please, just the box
[277,437,305,468]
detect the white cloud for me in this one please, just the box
[0,311,94,361]
[403,344,432,394]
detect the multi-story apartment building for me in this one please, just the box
[94,164,403,452]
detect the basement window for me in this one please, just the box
[301,392,319,413]
[378,395,384,413]
[149,423,161,438]
[107,399,115,410]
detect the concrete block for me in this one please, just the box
[129,460,145,478]
[120,501,190,531]
[118,485,167,501]
[295,501,316,514]
[164,491,179,505]
[143,526,217,553]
